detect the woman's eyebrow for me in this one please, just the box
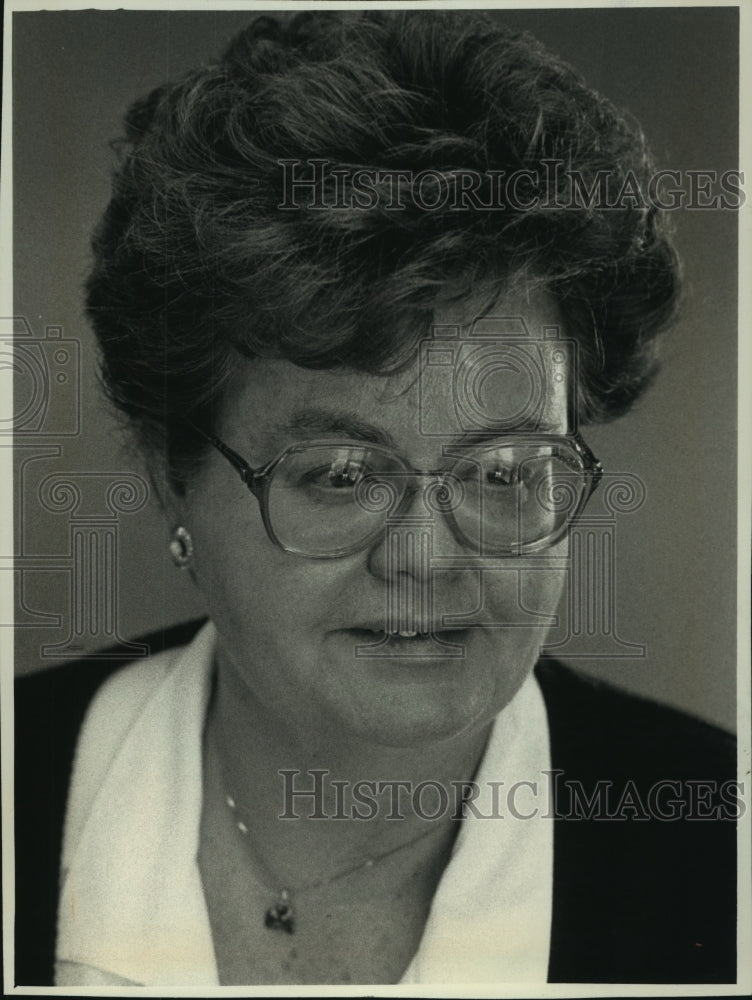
[451,421,559,448]
[275,408,401,451]
[273,408,561,455]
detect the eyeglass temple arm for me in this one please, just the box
[569,432,604,493]
[189,424,263,494]
[588,455,604,493]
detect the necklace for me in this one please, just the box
[225,794,447,934]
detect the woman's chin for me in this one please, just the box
[315,630,530,749]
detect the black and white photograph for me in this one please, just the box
[3,1,750,993]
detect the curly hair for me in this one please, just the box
[86,10,680,487]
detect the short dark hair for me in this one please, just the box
[86,10,679,487]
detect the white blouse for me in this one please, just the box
[56,622,553,986]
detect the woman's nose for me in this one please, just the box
[365,476,470,584]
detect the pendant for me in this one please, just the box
[264,889,295,934]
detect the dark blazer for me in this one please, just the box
[14,620,737,986]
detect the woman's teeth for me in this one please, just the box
[354,627,434,639]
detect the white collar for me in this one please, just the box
[56,622,552,986]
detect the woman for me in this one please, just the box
[14,10,736,987]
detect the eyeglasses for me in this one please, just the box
[193,427,603,559]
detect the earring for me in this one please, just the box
[169,526,194,569]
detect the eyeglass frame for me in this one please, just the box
[189,423,604,559]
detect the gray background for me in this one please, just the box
[12,8,739,731]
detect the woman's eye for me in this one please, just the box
[302,460,367,490]
[327,463,364,488]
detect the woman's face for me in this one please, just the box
[177,286,573,749]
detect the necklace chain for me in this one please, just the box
[225,793,447,934]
